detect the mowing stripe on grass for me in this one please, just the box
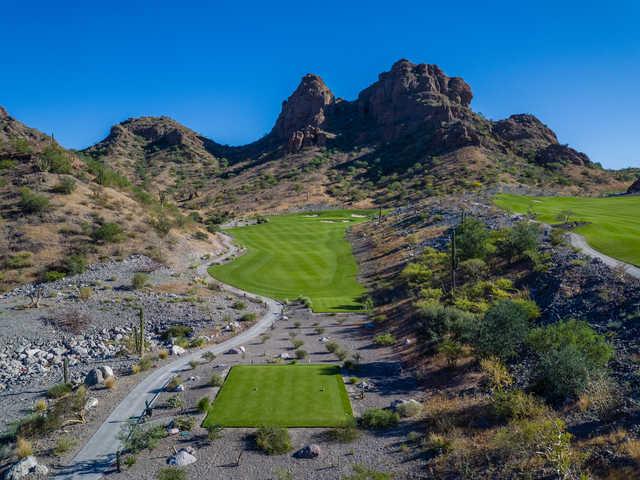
[203,364,353,428]
[208,210,372,312]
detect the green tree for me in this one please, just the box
[496,222,540,263]
[476,300,532,360]
[455,217,491,260]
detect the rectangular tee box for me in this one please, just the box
[203,364,354,428]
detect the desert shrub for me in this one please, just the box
[64,254,87,275]
[39,145,72,173]
[231,300,247,310]
[189,337,206,348]
[480,357,513,391]
[335,349,349,361]
[326,421,361,443]
[255,426,292,455]
[396,401,422,418]
[475,300,532,360]
[437,338,465,368]
[158,349,169,360]
[207,423,223,441]
[209,373,224,387]
[294,349,308,359]
[297,295,312,308]
[458,258,489,283]
[172,416,195,431]
[137,356,153,371]
[120,423,167,454]
[527,319,613,399]
[491,389,548,421]
[374,333,396,346]
[47,309,91,334]
[314,326,326,334]
[201,351,216,362]
[325,341,340,353]
[34,399,47,412]
[79,287,92,300]
[53,436,76,456]
[496,221,540,263]
[166,375,183,391]
[19,187,49,214]
[166,395,184,409]
[239,312,256,322]
[360,409,399,430]
[291,339,304,349]
[16,437,32,459]
[6,252,33,269]
[157,467,186,480]
[455,218,491,260]
[47,382,72,399]
[43,270,66,282]
[188,360,199,370]
[161,325,193,340]
[52,177,76,194]
[104,377,116,389]
[424,432,453,455]
[492,417,575,477]
[578,374,621,419]
[123,455,136,467]
[131,272,149,290]
[92,222,124,243]
[197,397,211,413]
[416,302,476,349]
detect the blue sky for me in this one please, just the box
[1,1,638,169]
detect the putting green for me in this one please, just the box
[494,193,640,266]
[203,364,353,427]
[208,210,372,312]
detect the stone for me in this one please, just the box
[627,177,640,194]
[294,444,321,459]
[226,347,242,354]
[3,456,49,479]
[99,365,115,379]
[167,427,179,435]
[171,345,186,356]
[85,397,99,410]
[84,368,104,386]
[168,449,197,466]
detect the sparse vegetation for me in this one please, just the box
[255,426,292,455]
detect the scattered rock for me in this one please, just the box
[168,449,197,466]
[84,368,104,387]
[85,397,99,410]
[226,347,242,355]
[99,365,115,379]
[171,345,186,356]
[3,456,49,479]
[294,444,321,459]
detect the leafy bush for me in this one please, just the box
[157,467,186,480]
[197,397,211,413]
[131,272,149,290]
[52,177,76,194]
[458,258,489,283]
[161,325,193,340]
[374,333,396,346]
[239,312,256,322]
[172,416,195,431]
[325,341,340,353]
[120,423,167,454]
[455,217,491,260]
[255,426,292,455]
[53,436,76,456]
[232,300,247,310]
[496,222,540,263]
[19,187,49,214]
[396,401,422,418]
[294,349,308,359]
[437,338,464,368]
[416,302,476,349]
[326,422,361,443]
[39,145,72,174]
[527,320,613,399]
[491,389,548,421]
[291,339,304,349]
[360,408,399,430]
[209,373,224,387]
[44,270,66,282]
[64,254,87,275]
[475,300,532,360]
[92,222,124,242]
[47,383,72,399]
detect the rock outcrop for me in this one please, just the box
[493,114,559,156]
[627,177,640,194]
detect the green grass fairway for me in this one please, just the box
[494,193,640,266]
[208,209,371,312]
[203,364,353,428]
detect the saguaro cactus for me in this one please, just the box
[138,308,145,356]
[450,228,457,295]
[63,357,69,384]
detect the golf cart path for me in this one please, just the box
[54,233,281,480]
[568,232,640,280]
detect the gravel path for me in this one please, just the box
[53,234,283,479]
[568,232,640,279]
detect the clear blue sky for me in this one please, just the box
[1,1,638,169]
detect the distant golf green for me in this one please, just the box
[208,209,371,312]
[203,364,353,428]
[494,193,640,266]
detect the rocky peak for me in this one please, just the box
[493,114,558,156]
[0,106,8,120]
[355,59,474,142]
[272,74,335,141]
